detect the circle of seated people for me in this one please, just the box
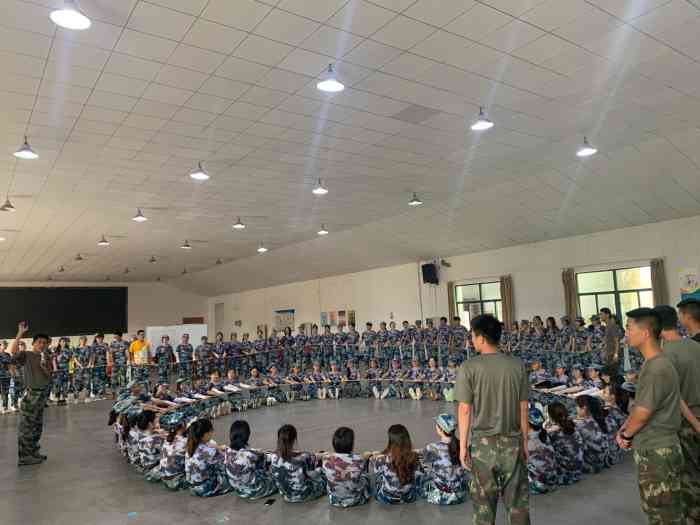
[107,359,637,507]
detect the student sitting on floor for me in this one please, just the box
[546,402,584,485]
[420,414,468,504]
[371,424,423,504]
[268,424,326,503]
[137,410,165,478]
[526,407,558,494]
[365,359,381,398]
[405,359,424,400]
[321,427,371,507]
[223,420,276,500]
[185,419,231,497]
[155,415,189,489]
[574,395,609,474]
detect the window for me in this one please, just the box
[453,281,502,329]
[576,266,653,324]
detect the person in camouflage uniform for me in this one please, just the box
[380,359,405,399]
[0,341,12,412]
[456,314,530,525]
[153,414,189,489]
[574,395,609,473]
[195,336,213,380]
[154,335,174,386]
[268,424,326,503]
[90,334,109,398]
[421,414,469,504]
[185,419,231,497]
[342,360,362,398]
[52,338,72,403]
[546,402,584,485]
[72,336,91,398]
[321,427,370,507]
[372,424,423,504]
[616,308,684,525]
[109,333,129,394]
[526,407,558,494]
[223,420,276,500]
[176,334,194,381]
[365,359,381,399]
[136,410,164,476]
[423,358,442,401]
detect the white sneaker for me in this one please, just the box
[372,386,380,398]
[381,388,390,399]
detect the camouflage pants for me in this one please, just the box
[679,424,700,523]
[469,435,530,525]
[111,366,127,391]
[18,387,48,459]
[633,445,684,525]
[92,367,107,396]
[1,378,11,408]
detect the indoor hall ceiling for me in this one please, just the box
[0,0,699,293]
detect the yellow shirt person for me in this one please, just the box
[128,331,151,365]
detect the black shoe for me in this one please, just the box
[36,454,47,461]
[18,456,43,466]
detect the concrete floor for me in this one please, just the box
[0,399,645,525]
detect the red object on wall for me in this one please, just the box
[182,317,204,324]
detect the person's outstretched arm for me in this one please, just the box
[9,322,28,356]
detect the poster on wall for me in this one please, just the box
[329,311,338,326]
[680,267,700,300]
[348,310,356,326]
[320,311,328,327]
[338,310,346,327]
[274,309,295,331]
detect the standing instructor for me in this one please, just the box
[8,322,51,466]
[456,314,530,525]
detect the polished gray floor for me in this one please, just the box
[0,399,645,525]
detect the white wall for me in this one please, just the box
[0,281,207,336]
[208,215,700,334]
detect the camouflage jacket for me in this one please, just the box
[223,446,270,493]
[321,453,369,506]
[421,441,467,492]
[138,431,164,470]
[186,442,224,485]
[268,451,322,502]
[527,431,558,491]
[160,435,187,479]
[371,454,423,500]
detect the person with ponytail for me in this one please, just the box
[420,414,468,505]
[546,402,584,485]
[185,418,231,497]
[574,395,609,473]
[371,424,423,504]
[526,407,558,494]
[157,415,189,489]
[321,426,371,507]
[601,385,626,466]
[269,424,326,503]
[223,420,277,500]
[137,410,165,479]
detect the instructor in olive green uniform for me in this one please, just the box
[8,322,51,466]
[617,308,684,525]
[456,314,530,525]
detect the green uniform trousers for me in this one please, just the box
[633,444,684,525]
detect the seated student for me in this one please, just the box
[207,370,226,393]
[528,359,549,384]
[185,419,231,497]
[420,414,468,504]
[574,395,609,473]
[600,385,626,466]
[441,360,458,402]
[405,359,424,400]
[137,410,165,477]
[264,365,287,404]
[155,415,189,489]
[127,415,144,468]
[423,358,442,401]
[325,362,343,399]
[241,367,267,407]
[527,407,558,494]
[284,364,306,401]
[304,362,326,400]
[365,359,381,399]
[223,420,276,500]
[566,365,587,389]
[551,364,569,386]
[153,383,176,402]
[268,424,326,503]
[342,360,362,398]
[584,364,604,389]
[546,402,584,485]
[321,427,371,507]
[381,359,405,399]
[371,424,423,504]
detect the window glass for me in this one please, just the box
[481,282,501,300]
[617,267,652,291]
[639,290,654,308]
[579,295,598,322]
[597,294,617,315]
[577,271,614,293]
[455,284,479,302]
[483,302,496,316]
[619,292,640,323]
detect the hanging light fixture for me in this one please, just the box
[156,276,161,282]
[13,136,39,160]
[50,0,91,30]
[181,240,192,250]
[181,267,188,275]
[75,253,84,261]
[232,217,246,230]
[105,276,111,282]
[149,255,157,263]
[189,162,209,181]
[58,266,65,273]
[216,258,223,265]
[0,198,16,212]
[48,275,54,281]
[576,136,597,157]
[257,242,268,254]
[124,267,130,274]
[470,107,494,131]
[132,208,148,222]
[317,64,344,93]
[97,235,110,247]
[312,178,328,196]
[317,224,329,236]
[408,193,423,207]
